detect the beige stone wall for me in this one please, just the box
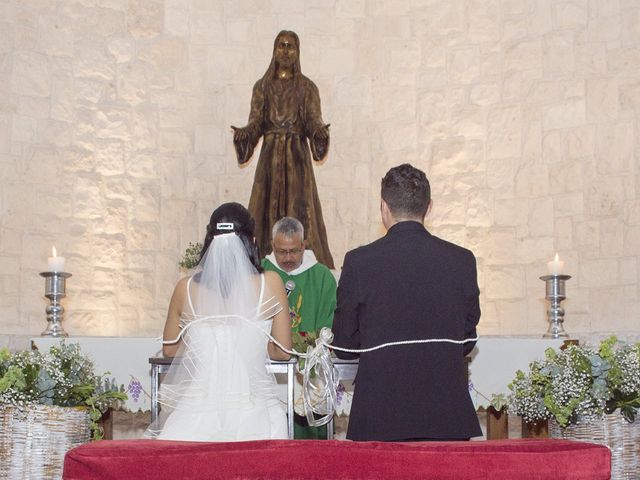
[1,0,639,338]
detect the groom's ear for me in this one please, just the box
[380,199,393,227]
[380,199,389,216]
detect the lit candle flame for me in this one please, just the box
[52,246,57,257]
[554,252,559,262]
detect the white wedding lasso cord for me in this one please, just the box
[162,303,479,428]
[264,327,479,427]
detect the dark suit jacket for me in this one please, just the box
[333,221,482,441]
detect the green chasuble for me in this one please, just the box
[262,250,337,439]
[262,252,336,333]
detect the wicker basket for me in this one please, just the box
[549,414,640,479]
[0,404,91,480]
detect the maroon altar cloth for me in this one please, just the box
[63,439,610,480]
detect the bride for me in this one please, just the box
[146,202,292,441]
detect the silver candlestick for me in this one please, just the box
[540,274,571,339]
[40,271,72,337]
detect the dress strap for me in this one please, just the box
[258,273,265,306]
[186,276,196,316]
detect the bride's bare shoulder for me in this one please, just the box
[263,271,285,289]
[170,276,191,299]
[174,275,190,291]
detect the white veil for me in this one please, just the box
[146,231,285,441]
[190,231,262,318]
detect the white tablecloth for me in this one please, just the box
[468,336,566,408]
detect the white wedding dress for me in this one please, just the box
[146,234,288,442]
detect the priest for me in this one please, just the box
[262,216,337,439]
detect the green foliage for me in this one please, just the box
[508,337,640,428]
[0,343,127,439]
[179,242,203,269]
[292,331,318,374]
[0,348,10,362]
[489,393,508,411]
[85,389,128,440]
[605,389,640,423]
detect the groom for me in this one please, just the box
[332,163,482,441]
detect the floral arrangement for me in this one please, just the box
[179,242,203,269]
[0,343,127,439]
[292,330,318,372]
[508,336,640,427]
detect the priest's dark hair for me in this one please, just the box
[381,164,431,220]
[200,202,264,273]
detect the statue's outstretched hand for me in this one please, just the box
[231,125,249,143]
[314,124,330,141]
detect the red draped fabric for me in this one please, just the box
[63,439,610,480]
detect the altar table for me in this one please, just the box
[149,356,358,440]
[149,356,296,438]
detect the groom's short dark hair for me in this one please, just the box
[381,164,430,219]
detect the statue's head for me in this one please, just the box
[273,30,300,70]
[264,30,301,78]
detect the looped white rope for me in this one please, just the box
[162,297,283,345]
[257,327,479,427]
[329,334,480,354]
[299,328,339,426]
[163,315,479,429]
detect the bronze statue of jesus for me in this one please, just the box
[232,31,334,269]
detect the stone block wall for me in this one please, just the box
[1,0,639,338]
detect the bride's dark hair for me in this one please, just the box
[200,202,264,273]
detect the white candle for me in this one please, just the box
[547,253,564,276]
[47,246,66,272]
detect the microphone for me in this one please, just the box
[285,280,296,297]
